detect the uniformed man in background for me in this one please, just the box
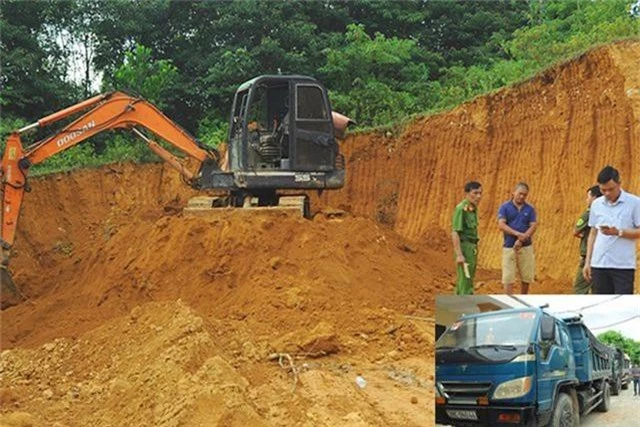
[573,185,602,294]
[451,181,483,294]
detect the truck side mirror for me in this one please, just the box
[540,316,555,341]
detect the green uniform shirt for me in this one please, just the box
[452,199,479,243]
[575,208,590,256]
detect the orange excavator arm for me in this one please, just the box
[1,91,219,270]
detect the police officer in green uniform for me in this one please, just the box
[573,185,602,294]
[451,181,483,295]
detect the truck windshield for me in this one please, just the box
[436,311,537,363]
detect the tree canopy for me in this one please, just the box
[598,330,640,365]
[1,0,638,171]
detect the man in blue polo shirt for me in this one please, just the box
[583,166,640,294]
[497,182,538,295]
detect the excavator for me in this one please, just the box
[0,74,353,308]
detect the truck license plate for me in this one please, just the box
[447,410,478,420]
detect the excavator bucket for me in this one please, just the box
[1,265,21,310]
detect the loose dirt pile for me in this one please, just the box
[2,167,443,425]
[1,300,434,427]
[1,41,639,426]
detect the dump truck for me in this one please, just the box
[1,74,353,306]
[621,352,631,390]
[435,307,614,426]
[609,347,631,394]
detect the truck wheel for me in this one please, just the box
[596,382,610,412]
[611,378,620,396]
[551,393,575,427]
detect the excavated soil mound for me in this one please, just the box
[1,41,639,426]
[2,164,443,425]
[2,162,453,348]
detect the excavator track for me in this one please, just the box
[183,195,310,218]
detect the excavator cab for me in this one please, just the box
[199,75,347,198]
[229,75,337,172]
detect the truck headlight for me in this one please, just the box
[435,384,446,405]
[492,376,532,400]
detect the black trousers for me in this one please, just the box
[591,268,635,294]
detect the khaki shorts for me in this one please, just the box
[502,245,535,284]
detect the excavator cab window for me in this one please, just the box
[292,83,334,171]
[230,90,249,141]
[242,83,290,170]
[229,90,249,170]
[247,85,269,132]
[296,85,329,124]
[267,84,290,164]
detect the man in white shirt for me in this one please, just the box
[583,166,640,294]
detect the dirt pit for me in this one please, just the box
[1,183,443,425]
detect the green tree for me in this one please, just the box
[83,0,531,129]
[598,330,640,365]
[417,0,529,68]
[3,0,637,172]
[320,23,435,126]
[0,0,79,120]
[505,0,639,67]
[109,44,178,109]
[48,0,102,98]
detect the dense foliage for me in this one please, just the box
[1,0,638,173]
[598,330,640,365]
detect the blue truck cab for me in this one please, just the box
[435,307,612,426]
